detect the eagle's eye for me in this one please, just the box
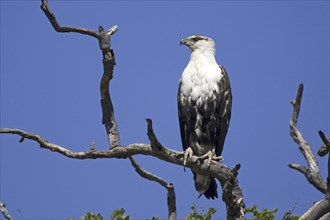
[192,37,199,42]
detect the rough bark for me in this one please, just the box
[100,47,120,148]
[299,200,330,220]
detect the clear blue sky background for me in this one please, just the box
[1,0,329,219]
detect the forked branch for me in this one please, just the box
[288,84,326,194]
[288,84,330,219]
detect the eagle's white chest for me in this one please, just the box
[180,55,222,103]
[179,53,223,155]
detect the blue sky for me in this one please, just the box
[1,0,329,219]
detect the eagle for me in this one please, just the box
[178,35,232,199]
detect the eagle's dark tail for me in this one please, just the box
[203,178,218,199]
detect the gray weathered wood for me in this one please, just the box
[288,84,330,219]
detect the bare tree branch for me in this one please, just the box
[288,163,308,175]
[318,131,330,157]
[289,84,327,194]
[129,157,176,220]
[40,0,99,38]
[299,200,330,220]
[41,0,120,148]
[288,85,330,219]
[318,131,330,148]
[222,164,245,220]
[0,202,13,220]
[0,125,245,219]
[0,127,234,185]
[146,118,165,152]
[100,51,121,148]
[318,142,330,157]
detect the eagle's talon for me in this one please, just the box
[213,155,223,161]
[183,147,194,168]
[199,151,222,167]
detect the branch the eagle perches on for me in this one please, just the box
[0,1,245,220]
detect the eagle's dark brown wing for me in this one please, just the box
[177,80,191,151]
[215,65,232,156]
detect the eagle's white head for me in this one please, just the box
[180,35,216,55]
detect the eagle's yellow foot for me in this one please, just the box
[199,151,223,167]
[183,147,194,167]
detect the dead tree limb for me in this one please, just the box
[40,0,98,38]
[0,202,13,220]
[300,198,330,220]
[0,125,245,219]
[318,131,330,157]
[100,41,120,148]
[129,157,176,220]
[42,0,120,147]
[0,127,239,190]
[288,84,327,194]
[288,84,330,219]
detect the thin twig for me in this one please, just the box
[146,118,165,152]
[129,157,176,220]
[318,131,330,157]
[290,84,303,127]
[40,0,99,38]
[288,163,308,175]
[318,131,330,147]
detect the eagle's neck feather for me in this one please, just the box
[190,48,217,65]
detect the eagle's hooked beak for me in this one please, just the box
[180,38,187,46]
